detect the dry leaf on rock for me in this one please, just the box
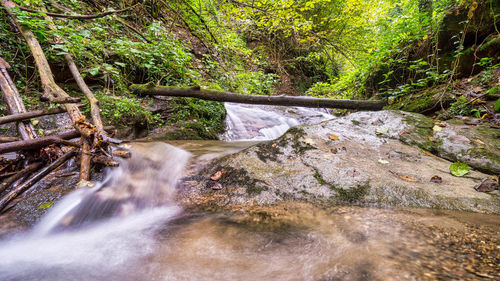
[210,170,223,180]
[328,134,339,141]
[430,175,442,183]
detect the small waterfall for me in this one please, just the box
[34,142,191,233]
[0,143,190,280]
[222,103,333,141]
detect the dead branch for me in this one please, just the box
[0,137,19,143]
[55,125,115,140]
[0,136,80,154]
[92,155,119,167]
[0,57,38,140]
[178,0,218,43]
[114,16,152,43]
[0,107,66,125]
[16,3,138,20]
[112,150,131,158]
[79,139,91,181]
[0,148,77,212]
[64,55,105,136]
[0,162,42,193]
[131,85,386,110]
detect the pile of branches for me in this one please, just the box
[0,0,132,213]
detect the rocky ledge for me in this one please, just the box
[180,110,499,213]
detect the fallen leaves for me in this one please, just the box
[430,175,443,184]
[389,170,420,182]
[432,125,443,133]
[328,134,339,141]
[375,128,389,135]
[449,161,470,177]
[399,175,419,182]
[210,170,223,180]
[473,178,498,192]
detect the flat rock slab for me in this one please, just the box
[181,111,500,213]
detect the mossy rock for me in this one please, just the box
[163,122,219,140]
[385,90,456,114]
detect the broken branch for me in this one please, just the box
[0,107,67,125]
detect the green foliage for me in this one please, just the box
[93,91,161,128]
[170,98,226,133]
[449,161,470,177]
[494,98,500,112]
[448,96,486,117]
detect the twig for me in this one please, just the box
[0,106,66,125]
[0,162,42,193]
[16,3,138,20]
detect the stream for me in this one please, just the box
[0,104,498,280]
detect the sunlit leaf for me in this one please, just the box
[38,201,55,210]
[449,162,470,177]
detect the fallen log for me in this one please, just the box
[0,148,77,212]
[0,57,38,140]
[0,107,67,125]
[131,85,386,110]
[0,136,80,154]
[0,162,43,193]
[0,137,19,143]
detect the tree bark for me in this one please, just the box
[0,57,38,140]
[64,54,105,136]
[0,148,77,212]
[131,85,386,110]
[0,107,67,125]
[0,137,19,143]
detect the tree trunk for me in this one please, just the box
[131,85,386,110]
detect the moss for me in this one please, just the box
[163,127,203,140]
[205,166,269,196]
[389,91,456,113]
[287,127,316,154]
[400,114,438,152]
[255,141,281,163]
[311,166,369,202]
[129,83,156,95]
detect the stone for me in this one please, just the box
[181,111,500,213]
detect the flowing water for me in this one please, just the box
[0,105,499,280]
[222,103,333,140]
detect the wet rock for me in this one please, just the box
[473,178,499,192]
[181,111,500,213]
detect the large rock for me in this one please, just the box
[181,111,499,213]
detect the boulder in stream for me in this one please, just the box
[181,111,500,213]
